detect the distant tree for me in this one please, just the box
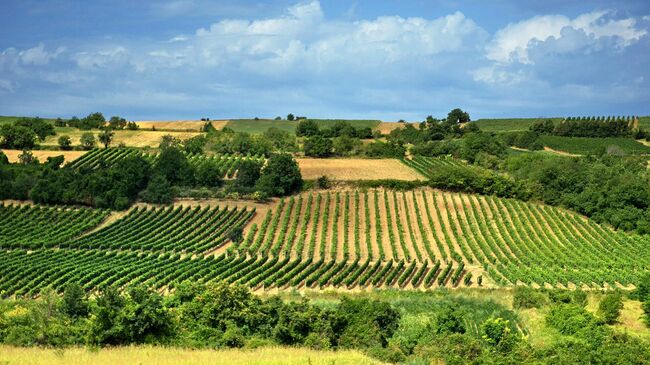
[201,122,215,133]
[15,117,55,141]
[287,113,295,121]
[98,129,114,148]
[304,135,333,157]
[126,121,139,130]
[58,135,72,150]
[255,154,302,197]
[80,132,96,150]
[0,124,37,149]
[274,116,282,120]
[159,134,181,150]
[296,119,319,137]
[18,149,38,165]
[80,112,106,130]
[108,116,127,130]
[447,108,471,124]
[54,117,67,127]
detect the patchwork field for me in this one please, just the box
[297,158,424,180]
[1,149,88,163]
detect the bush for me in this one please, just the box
[512,287,547,309]
[304,135,333,157]
[255,154,302,197]
[315,175,331,189]
[80,132,96,150]
[58,135,72,150]
[141,175,173,204]
[598,293,623,324]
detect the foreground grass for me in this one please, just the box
[0,346,384,365]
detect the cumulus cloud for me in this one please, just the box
[19,44,65,65]
[488,10,647,63]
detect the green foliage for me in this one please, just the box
[598,293,623,324]
[140,174,173,204]
[183,135,207,154]
[447,108,471,124]
[256,154,303,197]
[154,147,194,185]
[538,135,650,155]
[235,160,262,188]
[315,175,331,189]
[195,161,223,187]
[364,141,405,158]
[303,135,333,157]
[14,117,56,141]
[0,151,8,165]
[58,135,72,150]
[0,124,37,149]
[481,317,519,352]
[512,287,547,309]
[79,132,96,150]
[98,129,114,148]
[431,305,465,335]
[545,304,607,346]
[296,119,320,137]
[60,284,89,319]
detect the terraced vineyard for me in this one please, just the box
[2,187,649,296]
[67,147,265,178]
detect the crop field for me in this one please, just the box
[297,158,424,180]
[67,148,265,178]
[0,149,88,163]
[538,135,650,155]
[42,129,203,148]
[1,187,649,296]
[134,120,229,131]
[400,156,467,177]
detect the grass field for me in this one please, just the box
[0,116,58,125]
[1,149,88,163]
[0,346,383,365]
[42,128,203,148]
[538,135,650,155]
[297,158,424,180]
[473,118,563,132]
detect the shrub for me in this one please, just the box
[598,293,623,324]
[512,287,547,309]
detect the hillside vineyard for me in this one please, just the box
[2,186,649,296]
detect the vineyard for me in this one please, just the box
[66,147,265,178]
[401,156,467,177]
[2,186,650,296]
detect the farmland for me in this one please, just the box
[297,158,424,180]
[42,128,202,148]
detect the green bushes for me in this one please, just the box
[598,293,623,324]
[512,287,547,309]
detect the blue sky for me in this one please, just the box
[1,0,649,121]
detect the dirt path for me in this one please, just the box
[543,146,581,157]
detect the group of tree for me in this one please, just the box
[228,153,302,199]
[0,117,55,149]
[57,112,137,130]
[387,109,477,145]
[530,117,642,138]
[296,120,373,139]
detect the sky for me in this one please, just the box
[1,0,649,121]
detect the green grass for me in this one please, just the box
[638,116,650,130]
[309,119,381,130]
[473,118,563,133]
[0,116,59,125]
[538,135,650,155]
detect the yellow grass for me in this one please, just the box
[134,120,229,131]
[375,122,419,135]
[297,158,425,180]
[0,345,384,365]
[43,130,203,148]
[1,149,88,163]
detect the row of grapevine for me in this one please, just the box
[0,249,463,297]
[0,204,109,249]
[67,147,265,178]
[69,205,254,253]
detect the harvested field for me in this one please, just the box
[134,120,229,131]
[1,149,87,163]
[43,130,203,148]
[297,158,425,180]
[375,121,419,135]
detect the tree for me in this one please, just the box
[447,108,471,124]
[159,134,181,150]
[80,132,96,150]
[255,154,303,197]
[15,117,55,141]
[296,119,319,137]
[18,150,38,165]
[108,116,127,130]
[0,125,37,149]
[287,113,295,121]
[0,151,8,165]
[432,305,465,335]
[98,129,114,148]
[333,135,361,156]
[183,135,207,154]
[304,135,333,157]
[195,161,223,187]
[598,292,623,324]
[153,147,194,185]
[236,160,262,188]
[141,174,173,204]
[60,283,89,319]
[58,135,72,150]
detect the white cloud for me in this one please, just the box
[0,79,14,93]
[74,46,130,69]
[488,10,647,63]
[19,44,64,65]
